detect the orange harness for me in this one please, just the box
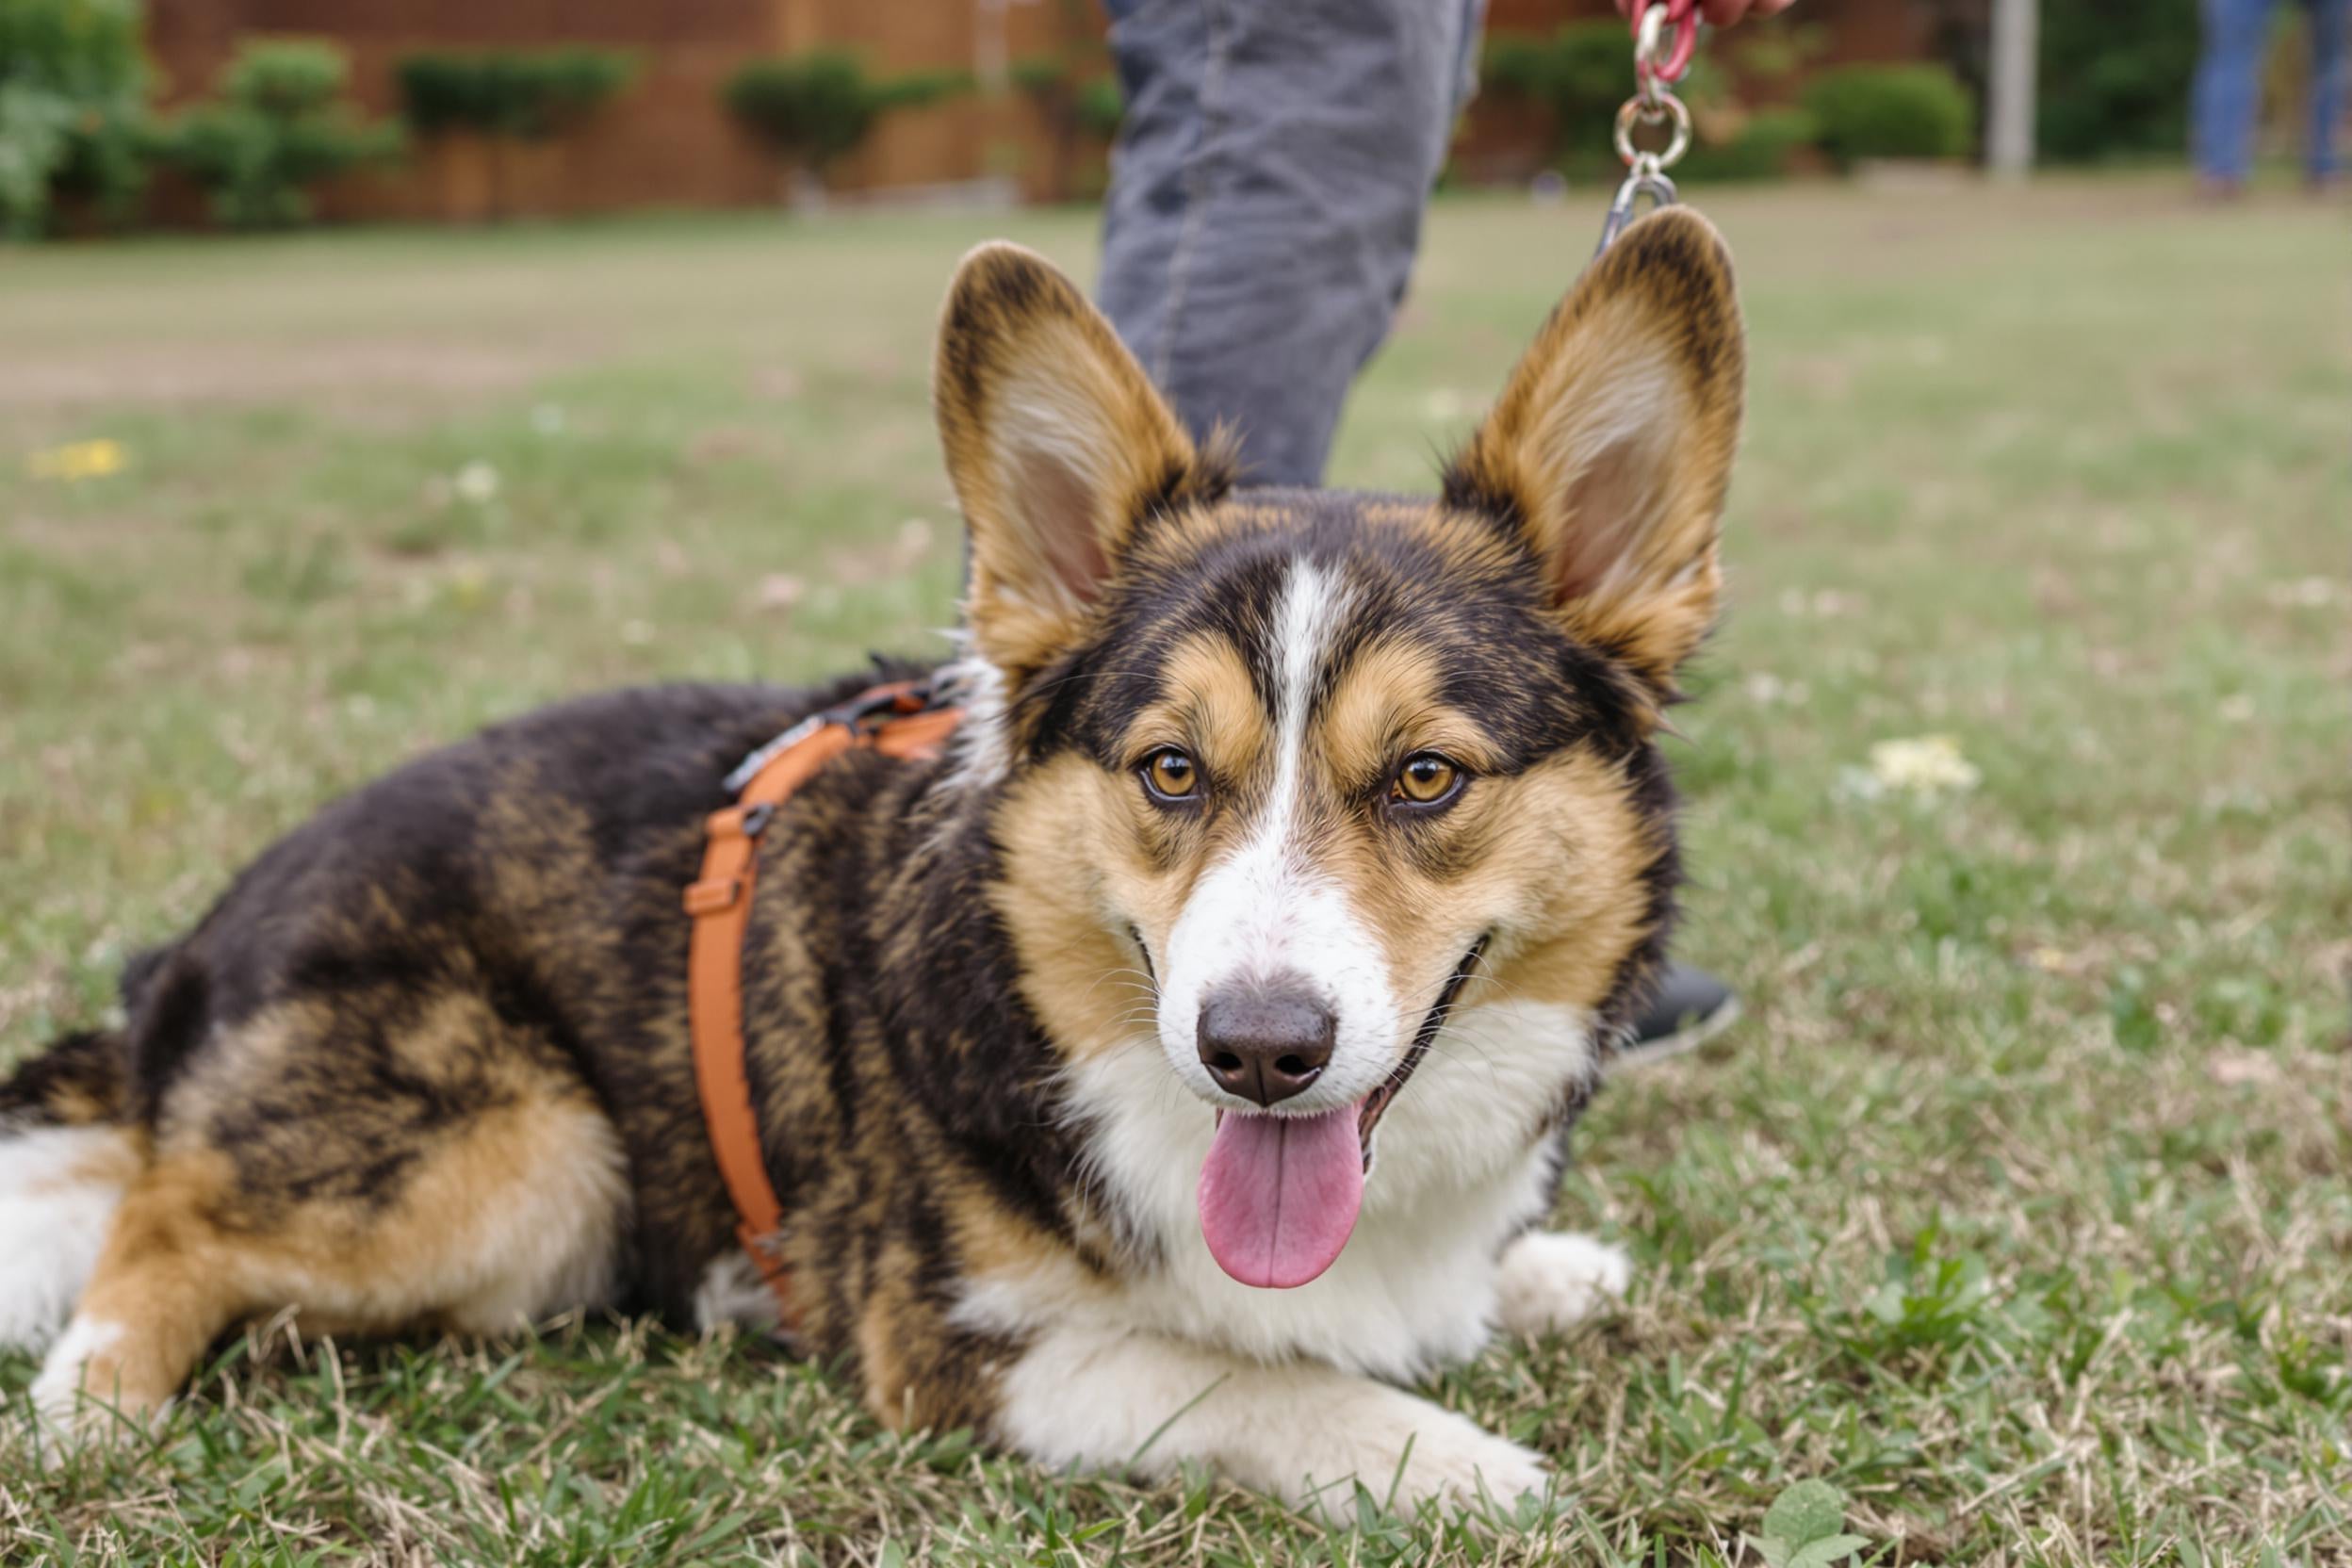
[682,681,961,1331]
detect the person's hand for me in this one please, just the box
[1616,0,1798,24]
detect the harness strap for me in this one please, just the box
[683,681,961,1331]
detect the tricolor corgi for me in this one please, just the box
[2,207,1741,1511]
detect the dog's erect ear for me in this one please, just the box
[1446,207,1743,695]
[936,242,1217,678]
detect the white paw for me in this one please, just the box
[23,1316,156,1462]
[31,1316,122,1414]
[1390,1421,1552,1513]
[1290,1398,1550,1518]
[1494,1231,1632,1336]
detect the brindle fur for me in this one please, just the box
[5,209,1744,1501]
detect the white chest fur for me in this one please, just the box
[958,997,1598,1380]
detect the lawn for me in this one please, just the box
[1,177,2346,1565]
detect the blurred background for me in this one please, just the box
[1,0,2344,230]
[3,1,2349,1562]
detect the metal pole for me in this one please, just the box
[1987,0,2039,178]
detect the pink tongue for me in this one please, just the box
[1197,1106,1364,1289]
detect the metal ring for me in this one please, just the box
[1613,91,1692,170]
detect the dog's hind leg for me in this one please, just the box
[29,1154,252,1444]
[31,1004,632,1448]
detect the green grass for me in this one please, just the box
[3,177,2347,1564]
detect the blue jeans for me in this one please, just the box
[2194,0,2350,181]
[1097,0,1486,486]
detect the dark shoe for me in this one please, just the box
[1611,962,1739,1071]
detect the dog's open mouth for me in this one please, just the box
[1196,938,1488,1291]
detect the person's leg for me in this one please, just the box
[2195,0,2277,188]
[2308,0,2350,181]
[1096,0,1479,485]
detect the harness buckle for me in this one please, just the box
[682,803,777,916]
[723,680,938,792]
[835,679,934,737]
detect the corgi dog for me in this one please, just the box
[1,208,1741,1510]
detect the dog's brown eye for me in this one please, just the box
[1391,754,1462,808]
[1143,748,1200,802]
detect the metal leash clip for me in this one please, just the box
[1595,0,1696,257]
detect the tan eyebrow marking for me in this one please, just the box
[1317,636,1501,791]
[1123,632,1266,780]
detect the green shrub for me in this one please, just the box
[391,50,631,221]
[1679,106,1814,182]
[222,38,351,118]
[727,52,873,173]
[396,56,490,138]
[875,68,968,115]
[2036,0,2197,163]
[396,49,635,140]
[1008,54,1122,200]
[1007,56,1067,99]
[162,41,401,230]
[1483,21,1629,175]
[1482,21,1820,181]
[1804,63,1974,164]
[725,52,966,179]
[1074,75,1123,141]
[0,85,77,237]
[1009,56,1122,141]
[0,0,150,237]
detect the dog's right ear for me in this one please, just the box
[935,242,1219,680]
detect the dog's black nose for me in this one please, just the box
[1197,978,1336,1106]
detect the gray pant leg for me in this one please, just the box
[1098,0,1484,488]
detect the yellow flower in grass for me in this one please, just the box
[28,438,130,482]
[1868,734,1982,795]
[1836,733,1984,805]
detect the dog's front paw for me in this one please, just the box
[1494,1230,1631,1336]
[1286,1396,1550,1519]
[1384,1419,1551,1514]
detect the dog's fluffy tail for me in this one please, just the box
[1,1027,129,1130]
[1,1028,139,1354]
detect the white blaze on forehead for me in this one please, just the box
[1155,557,1402,1112]
[1262,554,1338,851]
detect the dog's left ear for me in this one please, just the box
[935,242,1217,680]
[1446,207,1744,698]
